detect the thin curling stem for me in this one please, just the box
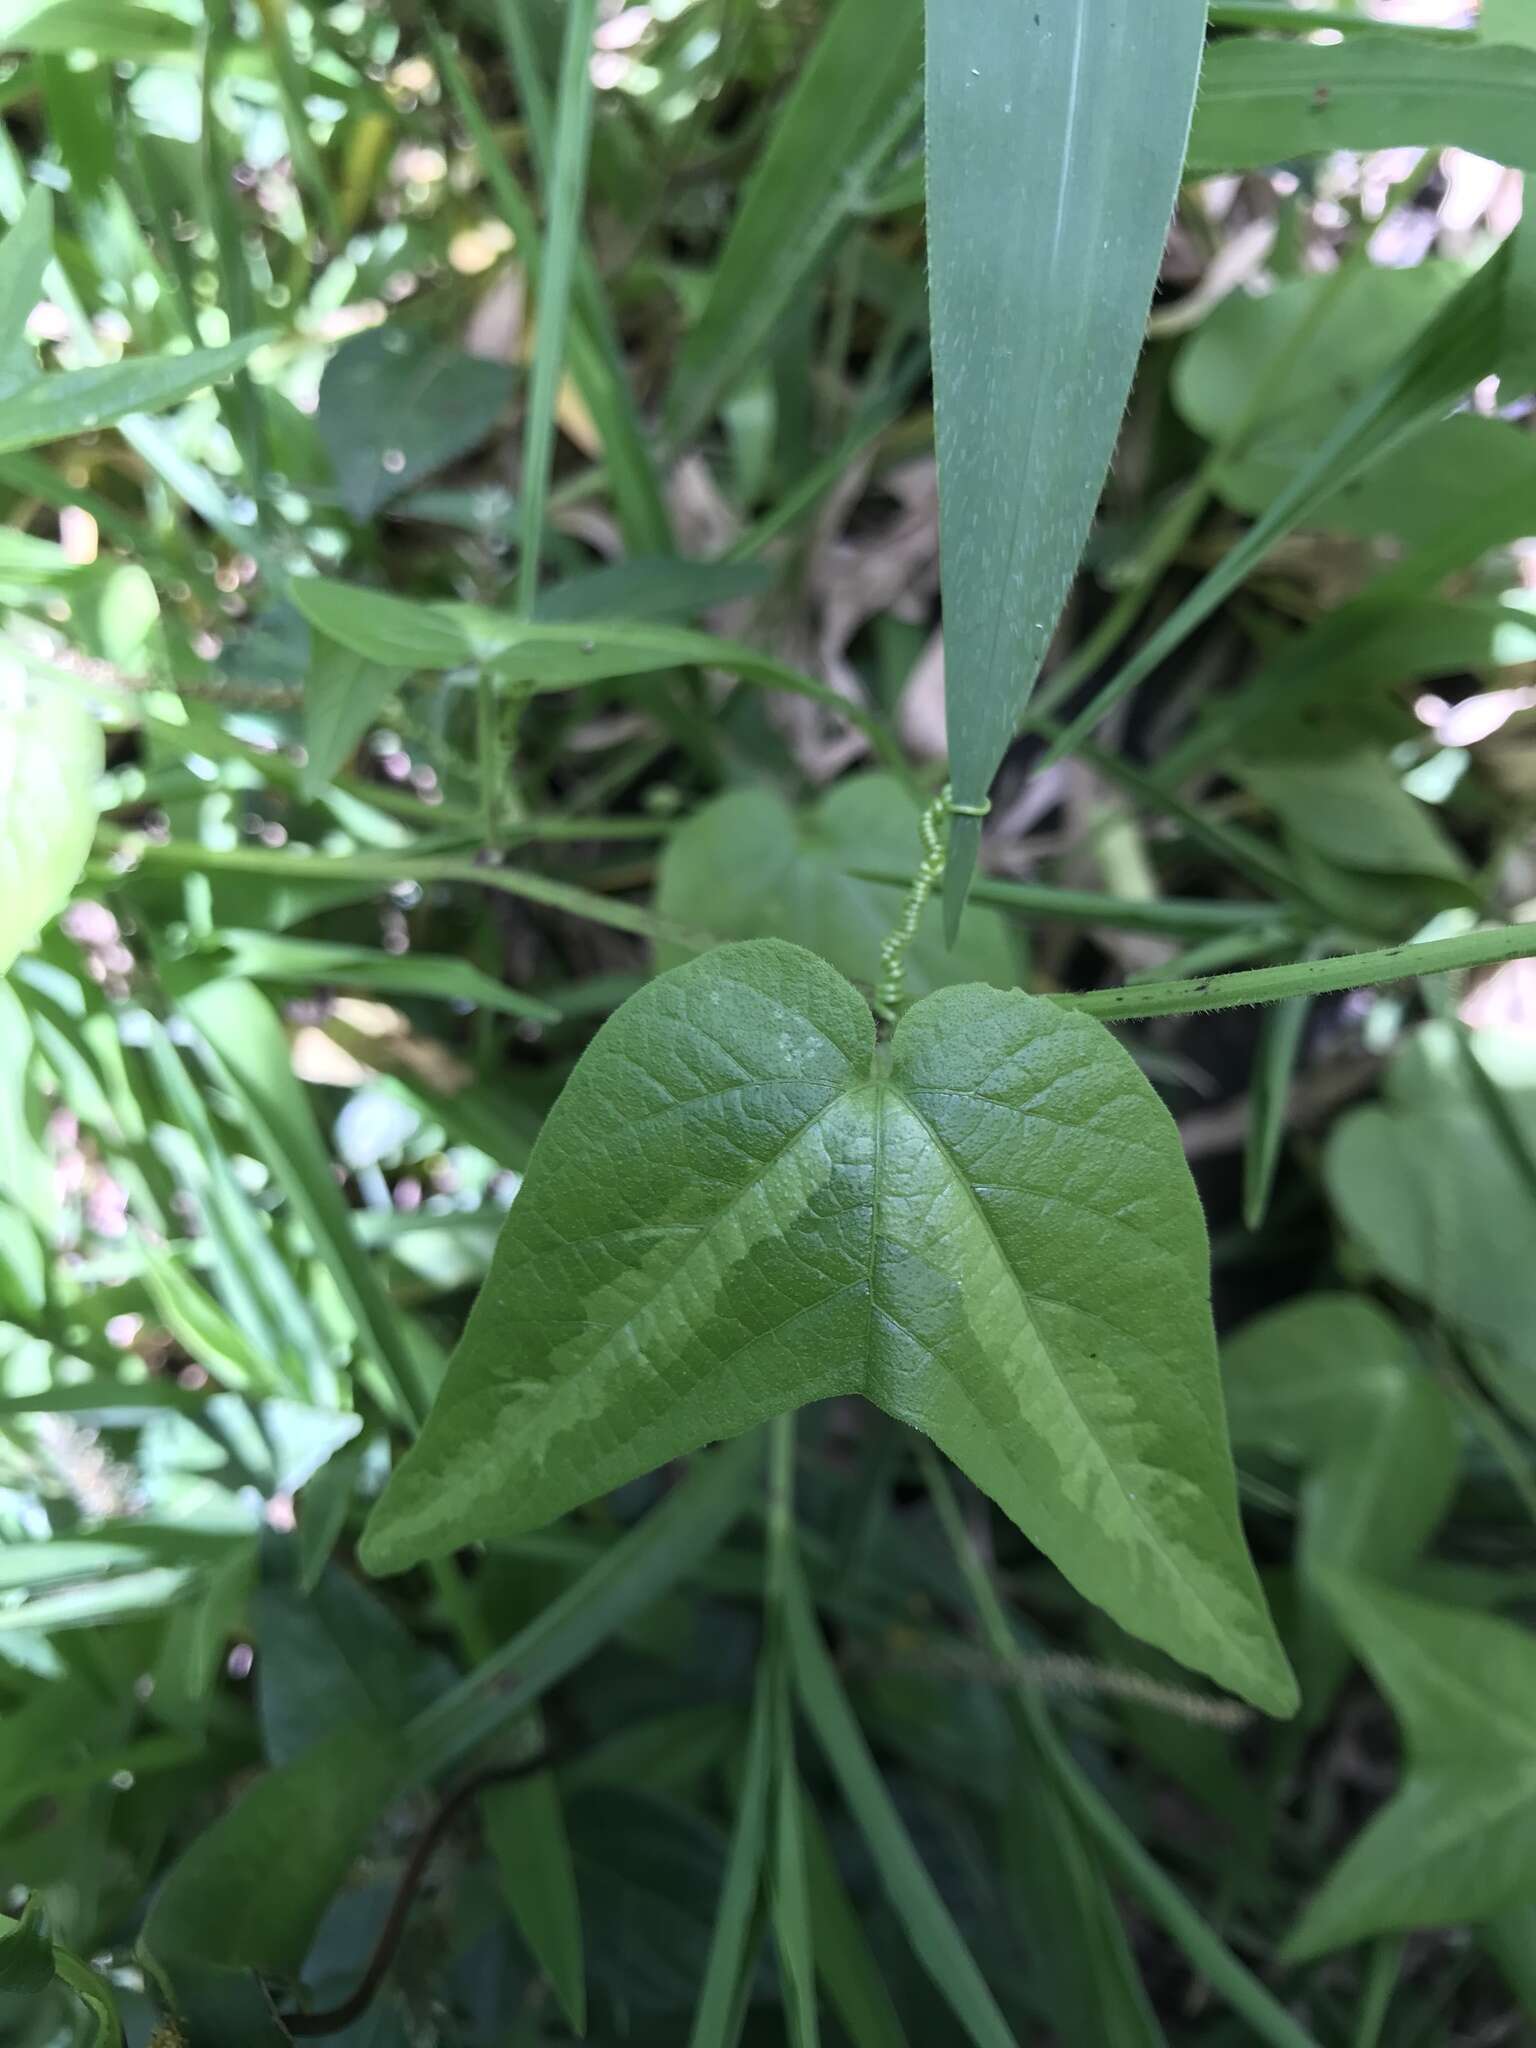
[873,787,990,1020]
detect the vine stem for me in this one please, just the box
[873,786,990,1020]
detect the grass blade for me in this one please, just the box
[928,0,1208,931]
[0,331,272,455]
[404,1434,762,1779]
[177,977,436,1427]
[1243,985,1314,1233]
[688,1675,774,2048]
[668,0,923,441]
[1044,223,1535,764]
[784,1554,1018,2048]
[1189,35,1536,176]
[518,0,599,611]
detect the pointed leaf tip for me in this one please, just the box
[364,938,1292,1712]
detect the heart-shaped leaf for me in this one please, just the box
[1286,1575,1536,1960]
[363,939,1294,1715]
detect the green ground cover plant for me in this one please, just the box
[3,0,1536,2041]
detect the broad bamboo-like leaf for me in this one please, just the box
[1189,34,1536,175]
[0,675,102,975]
[1286,1576,1536,1959]
[364,938,1293,1714]
[927,0,1208,928]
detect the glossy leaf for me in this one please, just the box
[656,777,1016,996]
[1286,1576,1536,1958]
[927,0,1208,924]
[364,938,1293,1713]
[0,675,102,974]
[0,330,271,454]
[1224,1296,1458,1706]
[1189,34,1536,175]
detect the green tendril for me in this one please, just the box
[873,786,990,1021]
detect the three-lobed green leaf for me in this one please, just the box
[1287,1575,1536,1959]
[363,938,1294,1715]
[1224,1295,1458,1709]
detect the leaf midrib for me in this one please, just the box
[886,1078,1252,1670]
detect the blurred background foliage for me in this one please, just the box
[3,0,1536,2042]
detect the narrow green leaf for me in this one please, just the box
[518,0,598,610]
[928,0,1208,928]
[769,1665,819,2048]
[0,330,272,454]
[217,930,561,1023]
[120,834,703,949]
[783,1554,1017,2048]
[484,1771,587,2035]
[0,0,196,58]
[0,185,51,382]
[800,1798,910,2048]
[297,1439,365,1595]
[669,0,923,438]
[1208,0,1470,29]
[363,938,1292,1712]
[177,978,435,1426]
[1189,35,1536,175]
[1286,1576,1536,1959]
[0,674,102,973]
[688,1678,774,2048]
[1242,984,1312,1233]
[1046,221,1535,762]
[287,576,906,773]
[429,19,669,555]
[1057,924,1536,1024]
